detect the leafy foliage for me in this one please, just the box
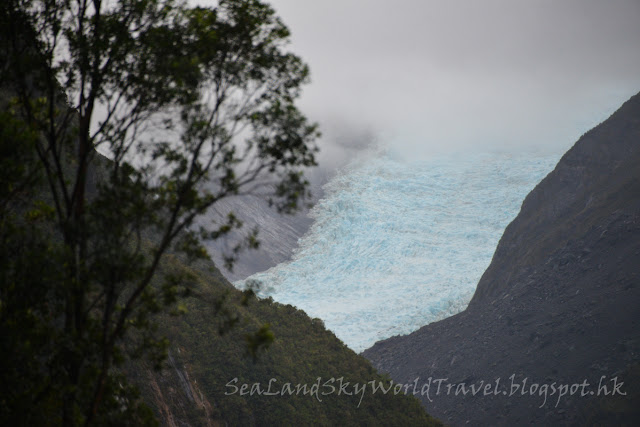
[0,0,318,424]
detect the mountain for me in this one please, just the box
[199,188,320,282]
[363,92,640,425]
[125,252,441,426]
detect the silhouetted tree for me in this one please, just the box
[0,0,318,424]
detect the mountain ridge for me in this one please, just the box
[471,91,640,305]
[363,91,640,425]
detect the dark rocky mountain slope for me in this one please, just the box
[200,189,318,282]
[363,92,640,425]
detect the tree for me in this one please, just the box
[0,0,318,424]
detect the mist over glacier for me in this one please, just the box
[219,0,640,354]
[236,146,561,352]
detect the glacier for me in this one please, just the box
[235,147,561,353]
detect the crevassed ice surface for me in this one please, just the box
[235,148,560,353]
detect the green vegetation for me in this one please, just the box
[129,253,440,426]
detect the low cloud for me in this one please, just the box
[268,0,640,167]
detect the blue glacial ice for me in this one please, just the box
[235,148,560,353]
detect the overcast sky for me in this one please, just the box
[263,0,640,165]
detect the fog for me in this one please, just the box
[266,0,640,167]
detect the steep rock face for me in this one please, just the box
[472,92,640,304]
[363,92,640,426]
[199,192,316,282]
[199,174,326,282]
